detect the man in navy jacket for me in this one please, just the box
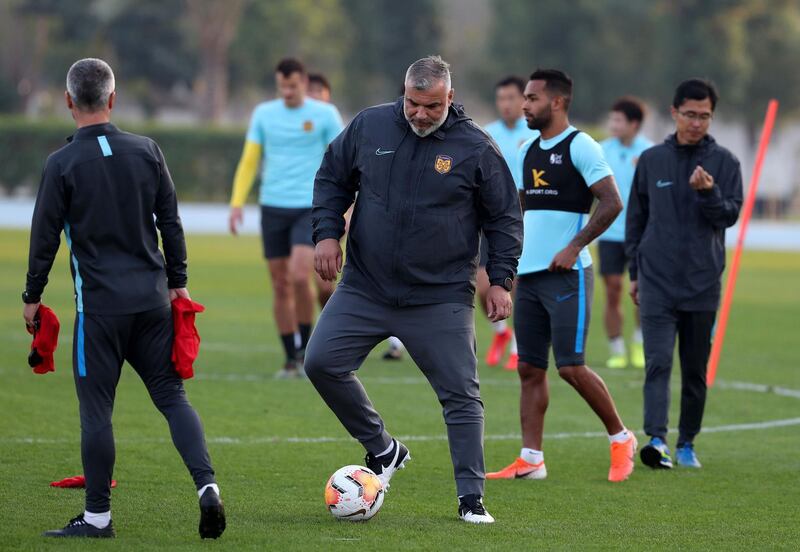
[626,78,743,470]
[306,55,523,523]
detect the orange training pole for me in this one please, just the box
[707,99,779,387]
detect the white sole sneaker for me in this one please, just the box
[367,440,411,492]
[519,464,548,480]
[460,511,495,524]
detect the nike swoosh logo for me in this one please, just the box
[656,180,673,188]
[375,148,395,156]
[556,293,576,303]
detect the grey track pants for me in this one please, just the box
[641,300,716,445]
[304,284,485,497]
[73,306,216,513]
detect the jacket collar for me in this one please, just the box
[67,122,120,143]
[665,132,715,152]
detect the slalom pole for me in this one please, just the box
[707,99,779,387]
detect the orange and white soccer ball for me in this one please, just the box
[324,465,385,521]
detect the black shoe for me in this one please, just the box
[458,494,495,524]
[43,514,115,538]
[199,487,226,539]
[365,439,411,491]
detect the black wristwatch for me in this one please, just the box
[22,290,41,304]
[491,277,514,292]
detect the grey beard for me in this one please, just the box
[407,110,448,137]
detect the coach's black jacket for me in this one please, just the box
[26,122,186,315]
[625,133,743,311]
[313,99,523,307]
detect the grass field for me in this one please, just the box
[0,228,798,550]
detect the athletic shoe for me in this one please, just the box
[606,354,627,369]
[382,345,404,361]
[608,434,637,482]
[485,328,512,367]
[676,443,702,468]
[504,353,519,371]
[486,457,547,480]
[198,487,226,539]
[458,494,495,524]
[640,437,673,469]
[274,360,300,379]
[43,514,115,538]
[631,342,645,369]
[365,439,410,491]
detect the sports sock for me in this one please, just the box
[492,320,507,334]
[388,336,405,351]
[609,336,626,356]
[83,510,110,529]
[520,448,544,465]
[509,333,518,354]
[376,440,395,457]
[280,333,296,363]
[608,429,631,443]
[298,323,312,351]
[632,327,643,344]
[197,483,220,499]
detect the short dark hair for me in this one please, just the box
[529,68,573,109]
[495,75,526,94]
[673,78,718,110]
[308,73,330,91]
[275,58,306,78]
[611,96,646,123]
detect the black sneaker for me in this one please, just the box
[365,439,411,491]
[458,494,495,524]
[199,487,226,539]
[43,514,115,538]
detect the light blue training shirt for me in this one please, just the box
[598,134,653,242]
[246,98,344,208]
[515,125,614,274]
[484,117,537,170]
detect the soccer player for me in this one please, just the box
[598,97,653,369]
[24,58,224,539]
[306,56,523,523]
[487,69,637,483]
[228,58,344,378]
[482,75,536,370]
[627,78,742,469]
[308,73,332,103]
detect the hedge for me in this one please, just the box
[0,117,249,202]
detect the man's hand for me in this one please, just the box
[229,207,243,235]
[689,165,714,191]
[629,280,639,306]
[23,302,41,330]
[549,244,581,272]
[169,288,191,301]
[486,285,512,322]
[315,239,343,282]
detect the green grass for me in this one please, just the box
[0,229,798,550]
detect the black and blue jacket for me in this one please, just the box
[26,122,186,315]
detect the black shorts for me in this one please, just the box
[478,232,489,267]
[597,240,628,276]
[514,268,594,369]
[260,206,314,259]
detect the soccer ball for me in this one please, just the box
[324,465,385,521]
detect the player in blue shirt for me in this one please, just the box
[481,76,536,371]
[229,58,344,378]
[487,70,636,483]
[598,97,653,370]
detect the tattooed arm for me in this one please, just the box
[548,175,622,272]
